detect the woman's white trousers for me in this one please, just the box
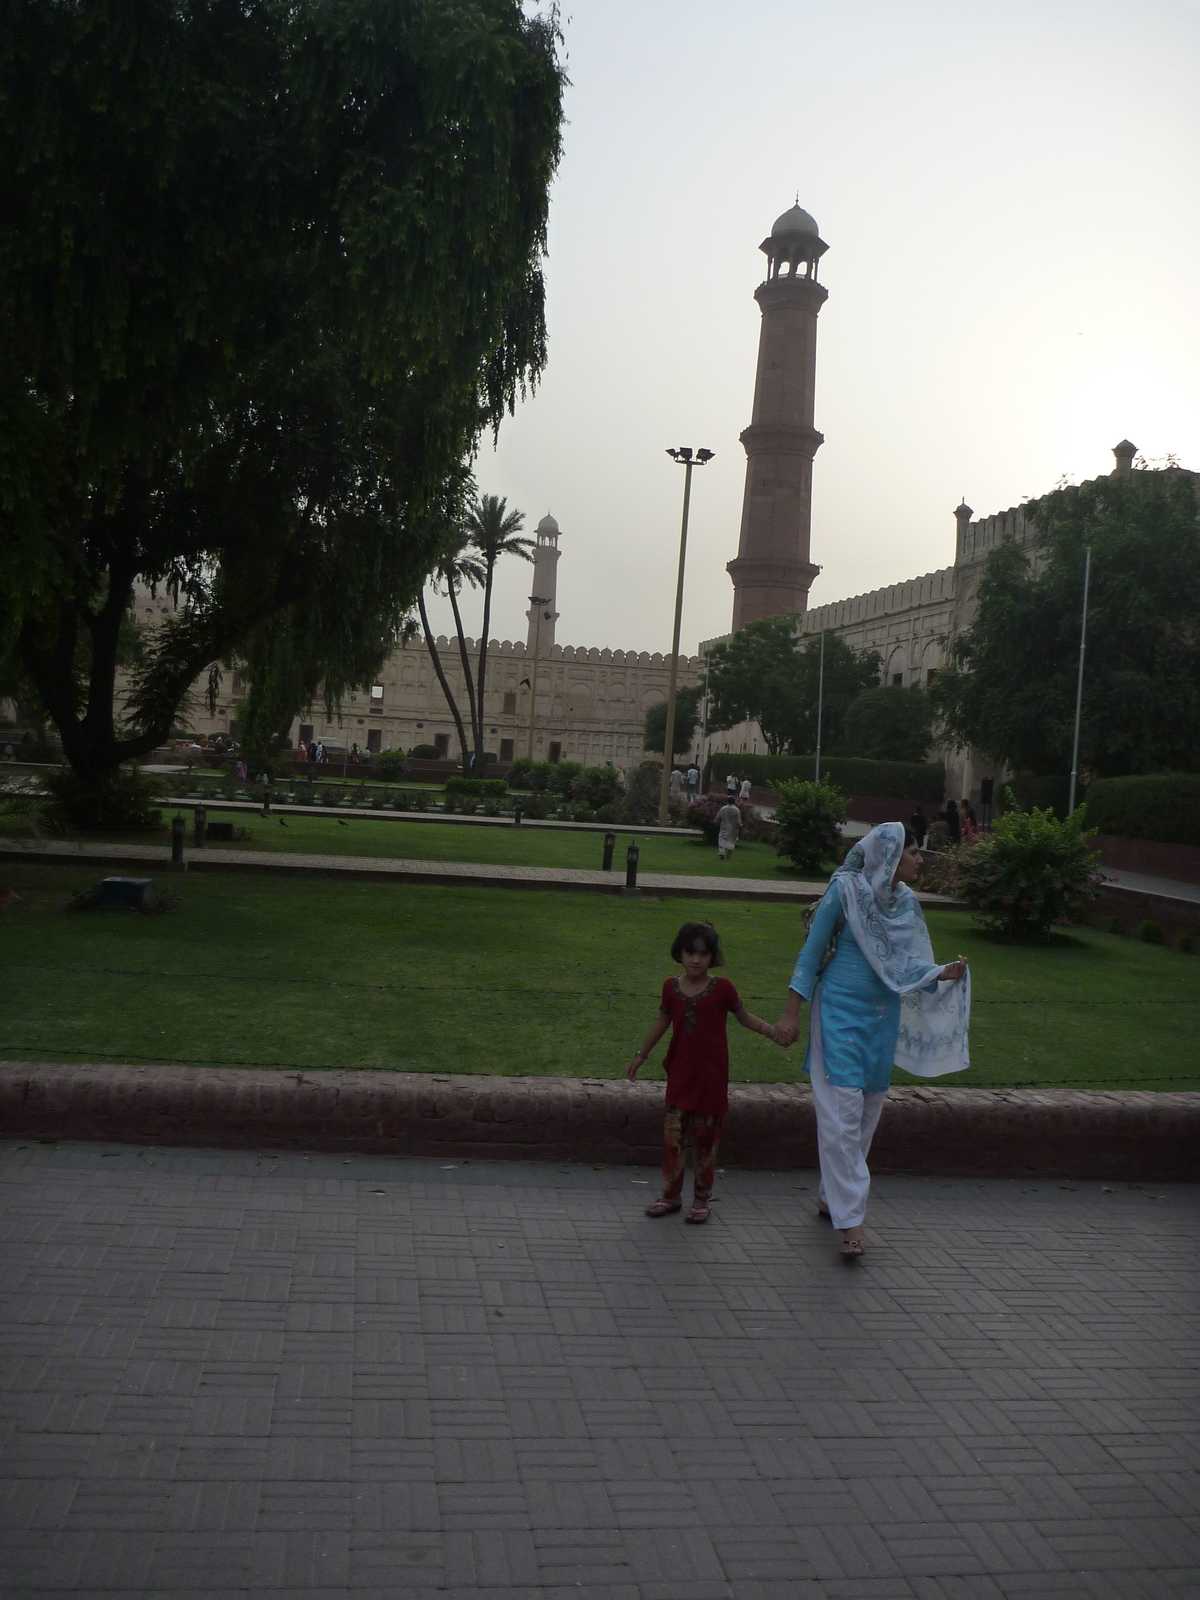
[810,1051,888,1230]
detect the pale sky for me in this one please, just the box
[423,0,1200,656]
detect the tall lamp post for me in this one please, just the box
[525,595,552,761]
[1067,547,1092,815]
[658,446,715,825]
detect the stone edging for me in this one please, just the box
[0,1064,1195,1181]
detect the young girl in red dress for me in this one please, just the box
[627,921,777,1224]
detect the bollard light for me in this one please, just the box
[193,805,207,848]
[170,813,186,870]
[602,831,616,871]
[625,840,640,890]
[513,802,523,826]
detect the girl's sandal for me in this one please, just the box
[839,1233,865,1261]
[685,1203,711,1225]
[645,1199,682,1218]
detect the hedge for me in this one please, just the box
[444,776,508,800]
[999,774,1080,818]
[705,753,944,802]
[1084,774,1200,847]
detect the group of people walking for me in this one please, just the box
[908,795,983,849]
[627,821,971,1259]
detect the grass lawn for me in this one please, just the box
[1,863,1196,1091]
[2,809,808,881]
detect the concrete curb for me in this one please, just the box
[1,1063,1195,1181]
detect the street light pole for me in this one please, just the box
[813,629,825,782]
[526,594,551,761]
[658,446,714,825]
[1067,546,1092,815]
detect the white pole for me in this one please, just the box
[1067,545,1092,814]
[813,630,825,782]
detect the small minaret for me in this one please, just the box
[525,513,561,654]
[954,499,974,561]
[727,202,829,631]
[1112,439,1137,477]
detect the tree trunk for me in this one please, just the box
[445,577,480,769]
[417,592,472,767]
[474,559,496,772]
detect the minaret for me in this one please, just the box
[727,202,829,631]
[525,513,561,654]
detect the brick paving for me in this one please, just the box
[1,1140,1197,1599]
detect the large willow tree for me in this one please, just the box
[0,0,564,786]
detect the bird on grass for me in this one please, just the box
[278,818,288,828]
[336,818,349,827]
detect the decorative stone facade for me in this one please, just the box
[133,511,702,769]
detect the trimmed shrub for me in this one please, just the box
[445,776,508,801]
[547,760,583,796]
[954,789,1102,940]
[705,753,943,801]
[570,765,622,810]
[521,792,550,819]
[42,764,163,832]
[773,778,848,872]
[997,774,1081,818]
[1135,919,1165,945]
[373,748,407,777]
[619,760,662,825]
[409,743,439,760]
[1084,774,1200,848]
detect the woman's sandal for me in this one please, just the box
[685,1203,711,1225]
[645,1199,682,1218]
[839,1232,865,1261]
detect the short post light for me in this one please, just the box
[170,813,186,870]
[658,447,715,825]
[625,839,640,891]
[602,831,616,871]
[193,805,207,848]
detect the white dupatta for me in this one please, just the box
[832,823,971,1078]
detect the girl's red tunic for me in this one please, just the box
[658,975,741,1118]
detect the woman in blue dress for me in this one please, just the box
[775,823,971,1260]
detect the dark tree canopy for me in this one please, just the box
[842,684,933,762]
[705,617,880,756]
[0,0,565,783]
[932,469,1200,778]
[643,686,702,756]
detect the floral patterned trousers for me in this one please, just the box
[661,1106,724,1204]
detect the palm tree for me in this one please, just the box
[435,534,486,767]
[465,494,533,771]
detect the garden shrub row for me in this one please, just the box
[704,753,944,802]
[1084,773,1200,847]
[444,776,508,800]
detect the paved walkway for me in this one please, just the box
[0,839,961,907]
[1,1140,1197,1599]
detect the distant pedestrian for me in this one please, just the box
[725,772,737,797]
[235,759,248,783]
[307,741,318,765]
[716,800,741,861]
[943,798,960,844]
[315,742,327,765]
[686,764,700,800]
[669,767,684,803]
[960,799,979,842]
[908,805,928,848]
[627,921,777,1225]
[739,776,752,803]
[297,740,308,762]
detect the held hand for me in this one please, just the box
[626,1057,642,1081]
[774,1018,799,1048]
[939,958,968,982]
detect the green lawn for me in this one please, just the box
[4,809,808,881]
[1,863,1196,1091]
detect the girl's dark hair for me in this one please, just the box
[670,921,724,967]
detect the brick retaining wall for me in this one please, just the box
[1,1063,1194,1181]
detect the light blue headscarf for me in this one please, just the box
[833,822,971,1077]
